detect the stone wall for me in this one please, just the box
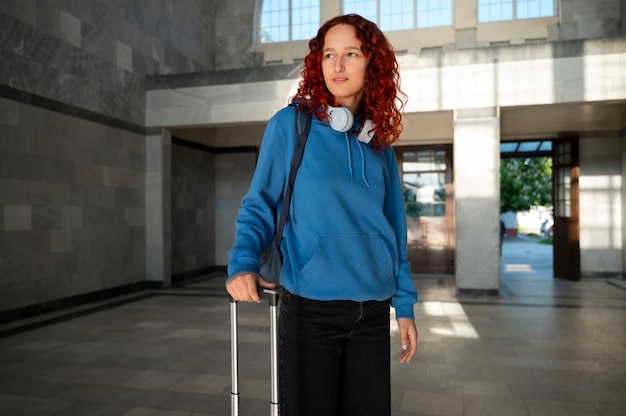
[0,98,145,313]
[214,151,258,266]
[171,141,215,278]
[214,0,261,70]
[579,135,624,277]
[551,0,623,41]
[0,0,216,125]
[0,0,217,316]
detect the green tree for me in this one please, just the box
[500,157,552,213]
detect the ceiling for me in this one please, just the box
[170,101,625,149]
[500,139,552,158]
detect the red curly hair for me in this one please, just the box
[293,14,407,150]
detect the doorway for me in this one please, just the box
[499,137,580,280]
[395,145,454,275]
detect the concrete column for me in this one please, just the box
[145,129,172,288]
[621,129,626,275]
[455,0,477,49]
[453,107,501,295]
[455,0,477,29]
[321,0,341,23]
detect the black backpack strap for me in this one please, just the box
[274,103,312,255]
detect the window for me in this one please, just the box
[343,0,452,31]
[416,0,453,28]
[380,0,414,31]
[478,0,555,23]
[517,0,555,19]
[259,0,320,43]
[401,150,448,217]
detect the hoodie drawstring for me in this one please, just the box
[344,132,371,188]
[357,140,371,188]
[344,133,354,179]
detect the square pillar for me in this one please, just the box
[145,129,172,288]
[453,107,501,296]
[622,132,626,275]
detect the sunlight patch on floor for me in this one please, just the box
[505,264,535,273]
[399,301,481,339]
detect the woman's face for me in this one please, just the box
[321,24,370,113]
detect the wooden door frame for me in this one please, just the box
[552,135,581,280]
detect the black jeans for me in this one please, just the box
[279,290,391,416]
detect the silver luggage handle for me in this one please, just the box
[230,288,281,416]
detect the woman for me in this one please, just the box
[227,14,418,416]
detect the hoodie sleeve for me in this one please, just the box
[226,108,291,281]
[383,149,418,319]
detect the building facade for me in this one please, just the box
[1,0,625,317]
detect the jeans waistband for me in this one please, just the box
[282,288,390,308]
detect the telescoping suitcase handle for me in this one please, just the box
[230,288,280,416]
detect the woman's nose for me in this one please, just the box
[334,56,345,72]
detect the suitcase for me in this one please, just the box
[230,288,281,415]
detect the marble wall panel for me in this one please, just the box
[0,97,19,126]
[0,179,28,205]
[0,279,38,310]
[50,229,72,253]
[36,0,60,39]
[1,0,216,132]
[32,205,62,230]
[60,10,81,47]
[42,157,75,183]
[214,151,256,266]
[115,188,144,209]
[28,182,72,206]
[0,101,146,312]
[9,0,36,27]
[4,205,32,231]
[171,142,215,276]
[214,0,258,70]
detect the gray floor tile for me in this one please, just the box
[525,399,600,416]
[399,390,463,415]
[122,408,192,416]
[0,238,625,415]
[462,395,530,416]
[446,379,512,397]
[48,402,134,416]
[594,403,626,416]
[0,393,75,416]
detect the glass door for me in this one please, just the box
[395,146,454,275]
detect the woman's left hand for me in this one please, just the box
[397,318,418,363]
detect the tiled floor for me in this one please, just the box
[0,237,625,415]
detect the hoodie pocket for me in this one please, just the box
[297,234,394,296]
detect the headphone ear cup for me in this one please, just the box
[327,106,354,132]
[357,119,375,144]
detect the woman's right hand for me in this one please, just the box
[226,272,276,303]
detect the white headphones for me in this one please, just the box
[326,106,375,144]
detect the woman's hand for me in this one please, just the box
[226,272,276,303]
[397,317,418,363]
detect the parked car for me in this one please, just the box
[541,217,554,237]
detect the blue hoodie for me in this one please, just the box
[227,105,417,319]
